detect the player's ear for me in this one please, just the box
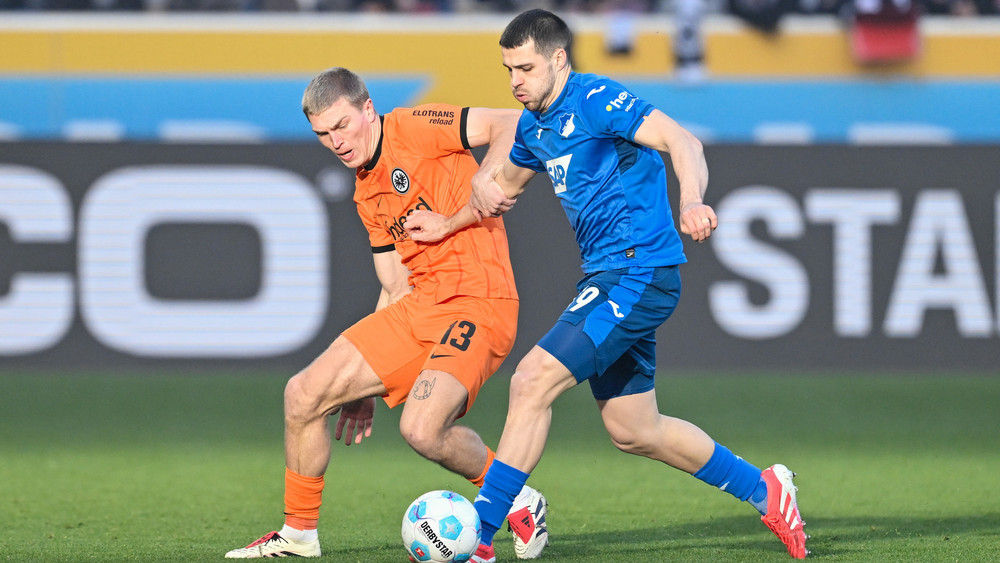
[363,98,376,121]
[553,48,569,71]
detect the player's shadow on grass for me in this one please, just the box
[543,513,1000,559]
[323,513,1000,561]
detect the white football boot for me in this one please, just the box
[506,485,549,559]
[225,531,321,558]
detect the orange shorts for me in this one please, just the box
[342,296,518,414]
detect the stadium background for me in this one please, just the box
[2,11,999,562]
[2,13,998,372]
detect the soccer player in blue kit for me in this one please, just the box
[406,8,808,561]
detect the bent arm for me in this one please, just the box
[464,107,521,183]
[467,157,536,220]
[406,157,536,243]
[633,109,708,209]
[633,109,716,241]
[407,108,535,242]
[372,248,411,310]
[494,157,537,200]
[405,204,482,243]
[466,107,524,218]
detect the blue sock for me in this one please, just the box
[693,442,768,514]
[474,460,529,546]
[748,478,769,515]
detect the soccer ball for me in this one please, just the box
[401,490,481,563]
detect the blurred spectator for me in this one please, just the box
[598,0,649,55]
[591,0,707,83]
[849,0,921,62]
[1,0,995,16]
[673,0,707,81]
[15,0,93,8]
[922,0,989,13]
[726,0,794,32]
[977,0,999,12]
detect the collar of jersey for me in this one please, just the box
[538,71,578,119]
[363,114,385,172]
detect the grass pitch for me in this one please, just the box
[1,371,998,562]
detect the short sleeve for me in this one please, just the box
[354,195,395,250]
[578,78,654,143]
[509,123,546,173]
[397,104,467,157]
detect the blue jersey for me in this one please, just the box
[510,72,687,273]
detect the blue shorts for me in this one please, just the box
[537,266,681,401]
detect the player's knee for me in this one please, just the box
[509,355,563,411]
[510,355,576,413]
[399,415,446,461]
[607,427,655,457]
[284,374,306,413]
[508,368,547,410]
[284,371,338,424]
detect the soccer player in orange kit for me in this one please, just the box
[225,67,547,559]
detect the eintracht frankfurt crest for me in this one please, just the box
[391,168,410,194]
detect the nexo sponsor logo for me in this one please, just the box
[0,165,328,358]
[606,91,630,111]
[384,196,433,241]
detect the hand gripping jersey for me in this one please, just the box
[509,73,687,274]
[354,104,518,304]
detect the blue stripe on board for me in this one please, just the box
[1,77,997,142]
[0,76,429,140]
[627,79,1000,143]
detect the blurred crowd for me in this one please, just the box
[2,0,994,86]
[1,0,996,15]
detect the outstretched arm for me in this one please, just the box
[406,107,533,242]
[492,157,537,201]
[465,107,521,214]
[633,109,716,242]
[405,158,537,243]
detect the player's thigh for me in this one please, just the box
[342,298,442,409]
[415,297,518,414]
[540,266,677,396]
[288,335,387,414]
[399,369,470,435]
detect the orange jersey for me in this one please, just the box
[354,104,518,304]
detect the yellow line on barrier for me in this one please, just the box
[1,15,997,108]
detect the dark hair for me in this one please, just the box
[500,9,573,63]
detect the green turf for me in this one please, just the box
[1,371,998,562]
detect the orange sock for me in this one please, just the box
[284,468,324,530]
[469,447,496,488]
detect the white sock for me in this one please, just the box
[280,524,318,542]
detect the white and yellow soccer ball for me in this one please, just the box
[402,490,482,563]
